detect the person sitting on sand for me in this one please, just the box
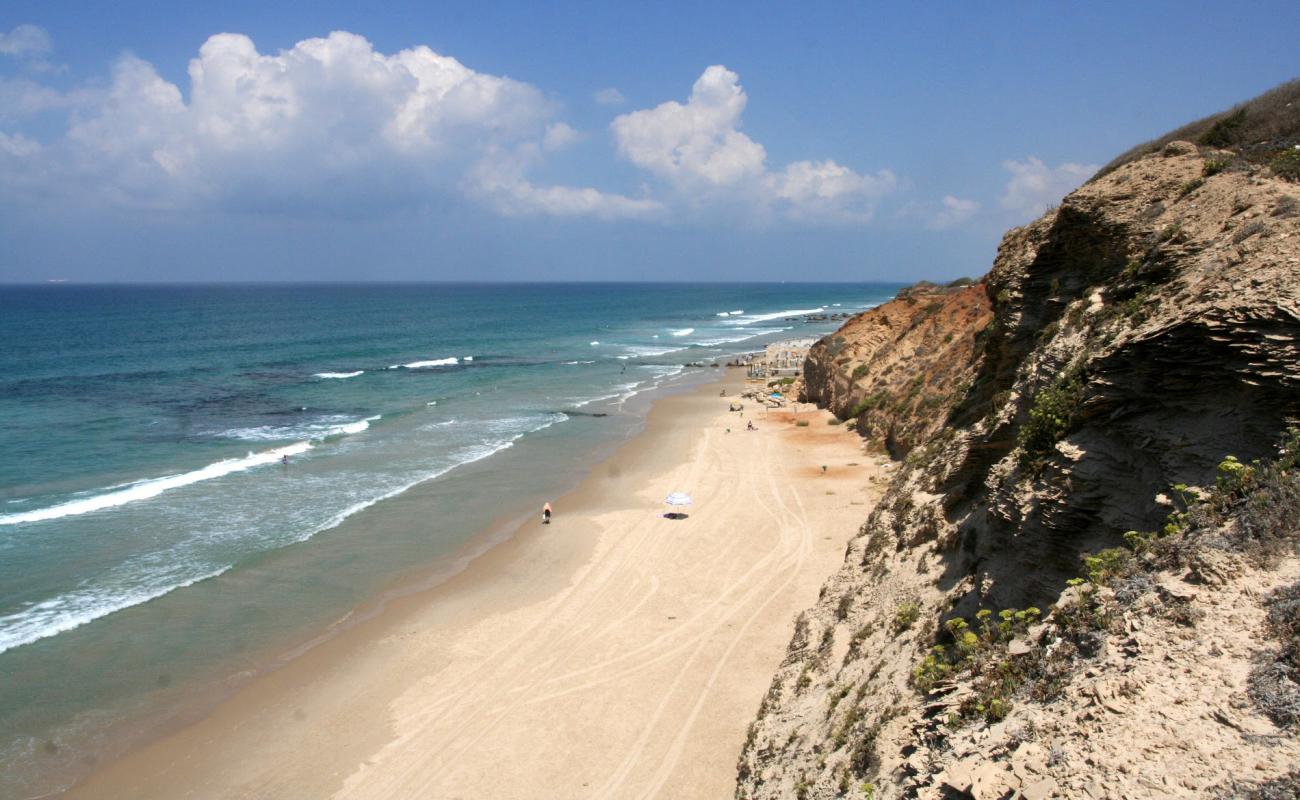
[542,502,553,525]
[747,420,755,431]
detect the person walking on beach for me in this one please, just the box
[542,502,553,525]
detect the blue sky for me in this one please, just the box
[1,1,1297,282]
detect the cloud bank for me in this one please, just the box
[999,156,1097,220]
[611,66,896,223]
[3,28,1051,233]
[0,29,651,218]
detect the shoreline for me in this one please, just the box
[65,369,887,799]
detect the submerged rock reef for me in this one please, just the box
[737,88,1300,799]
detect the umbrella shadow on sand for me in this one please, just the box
[663,492,692,520]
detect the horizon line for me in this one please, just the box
[0,279,916,287]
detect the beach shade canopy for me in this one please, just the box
[664,492,693,507]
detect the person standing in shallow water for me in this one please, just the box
[542,502,553,524]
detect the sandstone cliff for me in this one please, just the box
[736,134,1300,799]
[800,282,992,459]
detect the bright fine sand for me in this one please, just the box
[68,371,886,800]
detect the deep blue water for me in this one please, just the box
[0,282,898,794]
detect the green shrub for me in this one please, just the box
[910,606,1046,723]
[1202,158,1230,176]
[1016,368,1085,466]
[850,391,889,418]
[1270,149,1300,182]
[851,364,870,380]
[1083,547,1134,586]
[1198,108,1247,147]
[795,420,810,428]
[912,646,952,693]
[892,601,920,634]
[1177,177,1204,198]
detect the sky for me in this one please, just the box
[1,1,1297,283]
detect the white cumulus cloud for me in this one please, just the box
[464,143,663,220]
[593,87,625,105]
[610,65,894,223]
[542,122,582,151]
[0,30,635,218]
[929,194,980,229]
[0,24,51,58]
[999,157,1096,220]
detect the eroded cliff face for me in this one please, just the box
[736,142,1300,799]
[800,284,992,459]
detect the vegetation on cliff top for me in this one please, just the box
[1096,78,1300,180]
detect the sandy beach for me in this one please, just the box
[67,370,885,800]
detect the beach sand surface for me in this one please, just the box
[68,372,885,800]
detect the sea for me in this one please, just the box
[0,282,899,796]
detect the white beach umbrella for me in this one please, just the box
[664,492,693,507]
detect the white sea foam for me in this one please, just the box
[463,356,474,362]
[622,344,686,357]
[670,328,694,337]
[589,341,600,346]
[615,355,630,360]
[391,357,458,369]
[573,380,643,408]
[563,360,596,365]
[572,392,622,408]
[688,327,788,347]
[0,565,231,655]
[0,441,313,527]
[730,309,744,315]
[332,415,382,437]
[0,413,570,654]
[640,365,685,378]
[218,415,381,443]
[726,307,824,326]
[313,370,364,379]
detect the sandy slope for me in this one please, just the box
[68,372,884,800]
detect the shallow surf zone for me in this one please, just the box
[0,410,567,657]
[0,441,314,528]
[216,414,382,443]
[726,307,825,326]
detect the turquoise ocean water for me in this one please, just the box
[0,282,898,795]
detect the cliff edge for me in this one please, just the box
[737,113,1300,800]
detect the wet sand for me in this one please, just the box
[67,371,886,800]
